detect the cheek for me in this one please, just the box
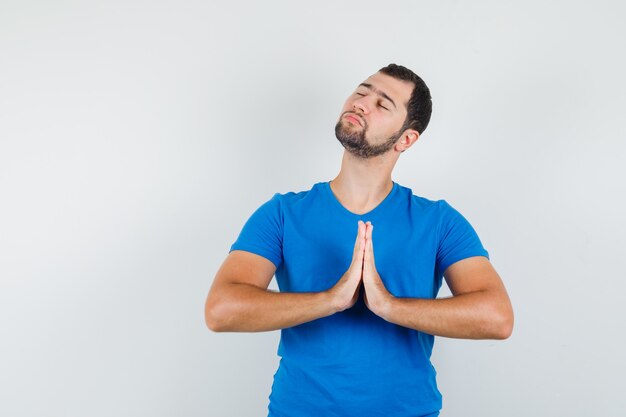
[389,115,405,131]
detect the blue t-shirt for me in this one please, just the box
[229,180,489,417]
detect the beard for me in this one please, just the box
[334,116,403,159]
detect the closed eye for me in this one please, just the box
[355,93,389,110]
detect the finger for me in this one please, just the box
[353,220,363,250]
[357,221,366,263]
[352,220,366,264]
[364,222,373,263]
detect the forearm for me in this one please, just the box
[205,282,336,332]
[380,290,514,340]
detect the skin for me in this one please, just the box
[205,71,514,339]
[334,71,414,160]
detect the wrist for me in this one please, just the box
[377,293,395,321]
[323,288,342,315]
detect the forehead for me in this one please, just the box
[360,72,414,109]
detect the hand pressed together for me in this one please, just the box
[361,221,394,318]
[328,220,394,318]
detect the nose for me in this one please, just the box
[353,97,369,115]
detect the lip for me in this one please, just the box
[344,114,363,126]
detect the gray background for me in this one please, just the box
[1,1,625,416]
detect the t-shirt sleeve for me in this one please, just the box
[228,193,284,269]
[435,200,489,276]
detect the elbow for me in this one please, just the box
[205,297,230,332]
[491,308,514,340]
[205,312,223,333]
[493,319,513,340]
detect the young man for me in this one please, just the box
[205,63,514,417]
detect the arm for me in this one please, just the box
[205,221,367,332]
[205,250,332,332]
[375,256,514,339]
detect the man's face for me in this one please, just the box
[335,71,414,159]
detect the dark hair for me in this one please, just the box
[378,63,432,135]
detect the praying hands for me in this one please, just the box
[328,220,394,319]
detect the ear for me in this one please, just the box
[396,129,420,153]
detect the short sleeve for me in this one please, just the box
[229,193,284,269]
[435,200,489,276]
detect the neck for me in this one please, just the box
[329,150,397,211]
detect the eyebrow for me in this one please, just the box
[358,83,397,109]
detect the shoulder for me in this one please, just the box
[271,186,313,202]
[393,182,473,232]
[268,181,326,208]
[394,181,445,212]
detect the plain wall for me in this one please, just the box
[1,1,625,416]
